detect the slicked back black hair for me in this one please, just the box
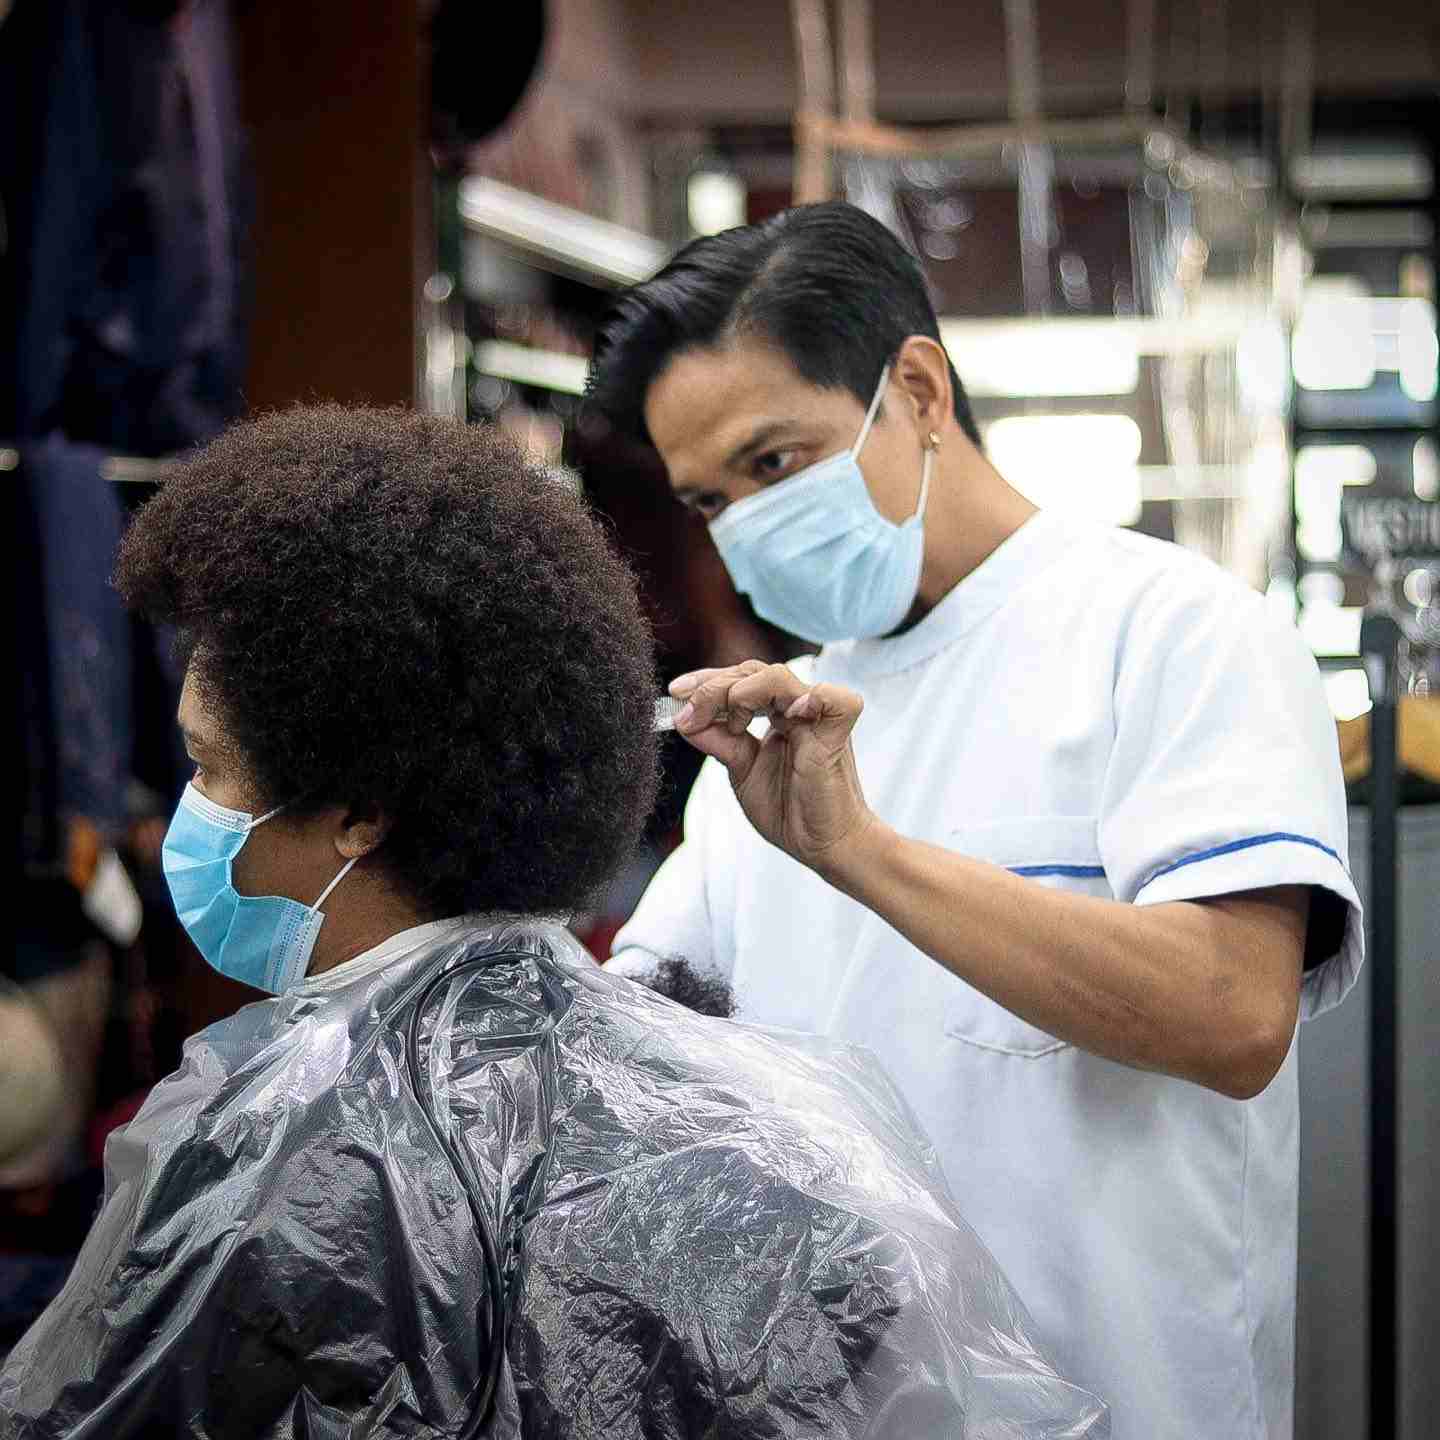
[115,406,660,920]
[587,201,980,448]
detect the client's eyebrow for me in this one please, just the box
[178,721,213,756]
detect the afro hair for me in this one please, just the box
[116,405,660,920]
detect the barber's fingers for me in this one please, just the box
[676,721,761,773]
[724,664,810,716]
[677,662,806,733]
[674,666,863,760]
[780,682,864,750]
[668,660,765,700]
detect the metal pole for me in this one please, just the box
[1001,0,1053,317]
[1124,0,1157,112]
[1361,608,1401,1440]
[790,0,836,204]
[838,0,875,124]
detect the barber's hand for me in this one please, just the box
[669,661,875,876]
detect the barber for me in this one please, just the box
[590,202,1363,1440]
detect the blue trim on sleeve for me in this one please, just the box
[1137,831,1343,895]
[1011,864,1107,879]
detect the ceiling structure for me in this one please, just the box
[617,0,1436,127]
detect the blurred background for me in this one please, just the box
[1,2,1435,1434]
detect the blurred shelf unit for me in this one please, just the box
[459,176,667,290]
[453,179,671,411]
[1288,123,1439,674]
[471,340,587,396]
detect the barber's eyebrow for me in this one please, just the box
[671,420,807,502]
[723,421,801,471]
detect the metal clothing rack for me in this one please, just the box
[1321,615,1434,1438]
[1358,617,1401,1440]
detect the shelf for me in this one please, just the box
[459,176,667,288]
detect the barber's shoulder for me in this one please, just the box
[1083,526,1299,680]
[1095,525,1259,617]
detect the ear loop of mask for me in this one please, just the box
[913,444,935,524]
[851,363,891,460]
[309,855,360,915]
[245,801,362,915]
[852,362,933,526]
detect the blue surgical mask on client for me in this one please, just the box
[707,363,935,644]
[162,784,359,993]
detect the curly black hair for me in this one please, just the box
[115,406,660,919]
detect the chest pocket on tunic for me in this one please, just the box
[941,816,1110,1057]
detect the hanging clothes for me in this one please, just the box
[3,0,251,946]
[1,0,249,453]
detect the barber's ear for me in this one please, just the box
[894,335,954,437]
[336,804,393,860]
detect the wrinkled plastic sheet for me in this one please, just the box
[0,921,1108,1438]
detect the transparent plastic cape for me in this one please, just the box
[0,920,1109,1439]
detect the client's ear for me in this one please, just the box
[336,804,394,860]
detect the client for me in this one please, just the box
[0,408,1106,1438]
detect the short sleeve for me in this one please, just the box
[1098,572,1363,1021]
[609,756,735,984]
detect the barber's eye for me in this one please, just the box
[753,450,795,480]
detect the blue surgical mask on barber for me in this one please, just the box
[162,785,358,993]
[707,364,935,644]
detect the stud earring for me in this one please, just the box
[927,431,942,449]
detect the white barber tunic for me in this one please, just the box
[612,509,1363,1440]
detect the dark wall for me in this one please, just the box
[235,0,425,410]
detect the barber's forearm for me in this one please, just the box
[821,819,1298,1098]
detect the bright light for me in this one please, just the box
[1290,150,1433,200]
[1299,603,1363,656]
[1235,320,1289,411]
[424,324,459,418]
[473,340,588,395]
[1403,567,1436,609]
[1325,668,1373,721]
[1299,572,1346,609]
[943,319,1140,398]
[1415,438,1439,501]
[687,172,747,237]
[1292,293,1438,397]
[1294,451,1348,562]
[1266,575,1298,624]
[985,414,1143,526]
[1297,444,1378,488]
[1397,299,1438,402]
[1292,297,1376,391]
